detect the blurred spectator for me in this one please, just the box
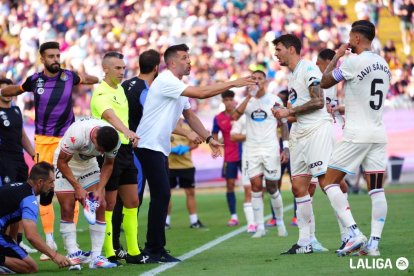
[0,0,412,121]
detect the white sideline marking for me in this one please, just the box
[141,204,294,276]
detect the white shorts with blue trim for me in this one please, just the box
[328,141,387,175]
[291,121,335,178]
[54,158,100,193]
[244,144,281,181]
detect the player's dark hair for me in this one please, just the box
[39,41,60,55]
[0,78,13,86]
[139,49,161,74]
[221,90,235,99]
[103,51,124,60]
[278,89,289,98]
[97,126,119,152]
[252,70,266,78]
[272,34,302,54]
[164,44,189,64]
[318,49,336,61]
[351,20,375,41]
[29,162,54,181]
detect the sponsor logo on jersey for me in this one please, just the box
[32,200,38,205]
[251,109,267,122]
[37,88,45,95]
[79,170,100,180]
[36,78,44,88]
[288,88,297,105]
[3,120,10,127]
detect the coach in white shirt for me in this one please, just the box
[136,44,254,263]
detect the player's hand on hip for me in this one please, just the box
[186,131,203,144]
[53,253,71,268]
[281,148,290,164]
[74,187,88,207]
[232,76,257,87]
[124,130,139,148]
[208,139,223,158]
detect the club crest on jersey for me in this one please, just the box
[251,109,267,122]
[288,88,297,105]
[3,120,10,127]
[36,78,44,88]
[37,88,45,95]
[60,72,68,81]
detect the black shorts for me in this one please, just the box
[0,157,28,186]
[0,234,27,260]
[98,145,138,191]
[169,167,196,189]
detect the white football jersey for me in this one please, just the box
[57,118,120,163]
[288,59,331,134]
[324,86,337,106]
[338,51,390,143]
[243,92,283,147]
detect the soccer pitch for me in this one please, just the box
[34,184,414,275]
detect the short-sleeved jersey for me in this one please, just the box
[288,60,331,133]
[335,51,390,143]
[21,70,80,137]
[212,112,240,162]
[0,106,24,157]
[57,118,120,163]
[90,81,129,144]
[122,77,148,132]
[168,120,194,169]
[244,92,283,147]
[0,182,38,231]
[137,70,191,156]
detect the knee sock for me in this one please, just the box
[369,188,387,247]
[40,204,55,239]
[90,221,106,260]
[103,211,115,257]
[60,221,78,254]
[337,193,349,242]
[295,195,312,246]
[270,190,284,225]
[122,207,140,256]
[309,198,316,241]
[251,192,264,230]
[226,192,236,216]
[243,202,255,226]
[189,214,198,224]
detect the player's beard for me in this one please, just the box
[45,63,61,74]
[350,45,356,53]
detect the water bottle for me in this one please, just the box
[250,84,259,96]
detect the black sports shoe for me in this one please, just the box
[115,246,128,259]
[159,250,181,263]
[126,253,158,264]
[107,255,122,266]
[281,244,313,255]
[190,220,205,229]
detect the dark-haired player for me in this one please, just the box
[53,118,120,269]
[0,41,99,259]
[320,20,389,256]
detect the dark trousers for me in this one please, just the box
[137,148,170,254]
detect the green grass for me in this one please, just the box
[32,184,414,275]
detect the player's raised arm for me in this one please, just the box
[320,44,349,89]
[0,84,24,97]
[80,74,100,85]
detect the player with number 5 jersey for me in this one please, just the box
[320,20,390,257]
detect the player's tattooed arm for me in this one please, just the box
[289,84,325,116]
[321,43,348,88]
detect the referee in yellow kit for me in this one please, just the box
[90,52,143,264]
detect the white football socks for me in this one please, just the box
[251,191,264,230]
[270,190,285,226]
[295,195,312,246]
[243,202,255,226]
[369,188,387,241]
[90,221,106,260]
[60,221,79,255]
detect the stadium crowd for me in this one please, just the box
[0,0,413,120]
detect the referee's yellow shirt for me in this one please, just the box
[90,81,130,144]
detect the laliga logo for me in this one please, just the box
[349,257,409,270]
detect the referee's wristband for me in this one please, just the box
[206,135,213,144]
[282,140,289,149]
